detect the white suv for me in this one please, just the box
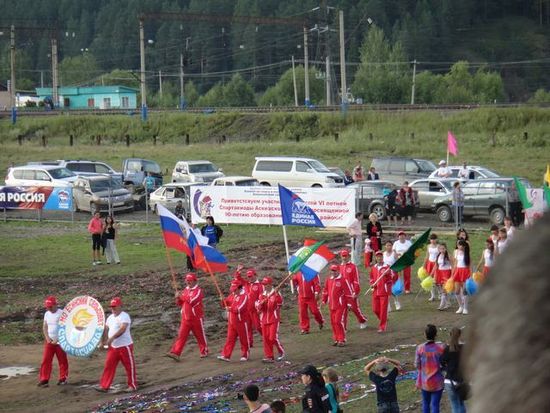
[5,165,77,187]
[172,160,224,183]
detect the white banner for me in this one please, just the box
[190,186,356,227]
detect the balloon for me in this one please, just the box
[415,250,422,258]
[465,278,478,295]
[392,279,404,296]
[417,267,429,280]
[473,271,485,284]
[421,276,434,291]
[444,278,455,294]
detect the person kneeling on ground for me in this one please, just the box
[365,357,402,413]
[241,384,273,412]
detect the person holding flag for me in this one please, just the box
[393,231,413,294]
[322,265,353,347]
[369,251,393,333]
[165,273,208,361]
[218,281,250,362]
[339,250,368,330]
[256,277,285,363]
[245,269,264,347]
[292,271,324,334]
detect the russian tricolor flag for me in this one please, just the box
[157,204,228,273]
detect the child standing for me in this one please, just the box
[365,356,402,413]
[495,228,508,256]
[452,240,471,315]
[424,234,439,301]
[103,216,120,265]
[322,368,341,413]
[431,243,452,311]
[383,241,400,311]
[479,238,494,277]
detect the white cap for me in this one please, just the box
[439,160,446,165]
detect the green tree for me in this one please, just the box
[528,88,550,103]
[196,83,225,107]
[258,66,324,106]
[223,74,256,106]
[59,54,100,86]
[184,81,200,107]
[97,69,140,88]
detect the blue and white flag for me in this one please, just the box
[278,184,324,227]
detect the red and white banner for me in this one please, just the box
[190,186,356,227]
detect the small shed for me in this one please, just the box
[35,86,138,109]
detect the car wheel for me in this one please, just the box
[312,184,322,188]
[436,205,452,222]
[260,182,271,186]
[490,207,505,225]
[370,203,386,220]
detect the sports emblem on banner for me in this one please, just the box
[58,296,105,357]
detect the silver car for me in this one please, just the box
[410,178,458,210]
[73,176,134,214]
[149,183,202,215]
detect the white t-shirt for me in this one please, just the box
[437,253,451,270]
[393,240,412,257]
[484,249,494,267]
[347,219,362,237]
[427,245,439,262]
[44,309,62,341]
[383,251,396,266]
[454,250,467,268]
[457,167,469,179]
[106,311,133,348]
[506,226,515,240]
[497,239,508,254]
[435,167,451,177]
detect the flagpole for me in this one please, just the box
[446,148,449,165]
[201,259,226,305]
[282,225,295,293]
[164,248,180,291]
[364,267,392,295]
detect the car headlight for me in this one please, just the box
[325,177,335,183]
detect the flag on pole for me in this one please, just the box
[513,177,533,210]
[158,204,192,255]
[391,228,431,273]
[278,184,324,227]
[288,239,334,281]
[447,131,458,156]
[544,164,550,187]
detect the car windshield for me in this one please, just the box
[478,168,499,178]
[189,163,217,173]
[235,179,259,186]
[308,160,331,173]
[416,160,436,172]
[89,178,123,192]
[143,160,161,174]
[48,168,76,179]
[440,180,456,190]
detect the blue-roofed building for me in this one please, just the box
[35,86,138,109]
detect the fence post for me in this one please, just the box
[41,136,47,147]
[523,131,528,141]
[153,135,157,146]
[17,135,22,145]
[369,132,373,141]
[410,132,415,140]
[125,134,130,147]
[96,135,101,146]
[334,132,339,142]
[185,134,190,145]
[221,135,226,144]
[295,134,300,143]
[69,134,74,146]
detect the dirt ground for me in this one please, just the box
[1,240,464,413]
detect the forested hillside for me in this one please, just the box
[1,0,549,104]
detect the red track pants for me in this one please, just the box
[402,267,411,291]
[261,322,284,359]
[99,344,137,390]
[372,295,389,331]
[298,298,324,332]
[170,317,208,357]
[39,342,69,382]
[221,320,250,359]
[344,296,368,328]
[329,308,346,343]
[248,310,262,347]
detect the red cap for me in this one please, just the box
[375,251,384,256]
[246,269,257,278]
[330,264,339,272]
[398,231,406,236]
[339,250,350,257]
[44,296,57,308]
[261,276,273,286]
[185,272,197,282]
[110,297,122,307]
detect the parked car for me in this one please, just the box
[212,176,260,186]
[5,165,77,187]
[428,165,500,180]
[410,178,459,210]
[172,160,224,183]
[56,160,123,182]
[328,167,345,179]
[123,158,163,187]
[252,156,344,188]
[431,177,531,225]
[348,180,399,219]
[370,157,436,185]
[149,183,202,216]
[72,176,134,214]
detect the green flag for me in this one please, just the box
[513,177,533,209]
[391,228,431,273]
[287,240,326,275]
[544,184,550,208]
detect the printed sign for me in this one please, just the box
[191,186,355,227]
[0,186,73,210]
[279,184,324,227]
[58,296,105,357]
[525,188,547,227]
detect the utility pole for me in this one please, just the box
[180,52,185,109]
[158,70,163,97]
[410,59,417,105]
[303,27,310,106]
[10,25,16,119]
[325,55,331,105]
[51,37,58,109]
[139,19,147,121]
[339,10,347,106]
[322,0,332,106]
[292,55,298,106]
[40,70,44,88]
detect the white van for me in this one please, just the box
[252,157,344,188]
[171,160,224,183]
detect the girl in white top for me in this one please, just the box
[504,216,516,241]
[477,238,495,277]
[430,243,453,311]
[423,234,439,302]
[452,240,471,315]
[382,241,401,311]
[495,228,508,255]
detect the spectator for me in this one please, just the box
[353,161,365,182]
[365,213,383,267]
[143,172,156,194]
[440,327,468,413]
[270,400,286,413]
[322,367,341,413]
[489,224,499,246]
[365,356,402,413]
[299,365,331,413]
[103,215,120,265]
[495,228,508,256]
[457,162,470,180]
[242,384,273,413]
[384,188,399,226]
[503,216,516,240]
[367,167,380,181]
[88,211,104,266]
[396,182,416,225]
[415,324,445,413]
[201,216,223,248]
[346,212,364,265]
[507,181,523,226]
[452,182,465,228]
[343,170,354,186]
[435,160,452,178]
[174,200,185,219]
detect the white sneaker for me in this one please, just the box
[359,323,367,330]
[462,309,469,315]
[240,357,248,362]
[276,353,285,361]
[395,302,402,311]
[92,262,97,266]
[217,355,230,362]
[387,306,392,313]
[428,297,435,302]
[456,307,463,314]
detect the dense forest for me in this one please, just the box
[1,0,549,105]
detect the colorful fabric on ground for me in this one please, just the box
[513,177,533,209]
[288,239,334,281]
[391,228,431,273]
[278,184,324,227]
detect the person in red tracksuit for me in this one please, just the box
[245,269,263,347]
[339,250,368,330]
[322,264,353,347]
[97,297,137,392]
[370,252,394,333]
[218,281,250,362]
[38,295,69,387]
[291,271,324,334]
[165,273,208,361]
[256,277,285,363]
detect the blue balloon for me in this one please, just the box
[465,278,478,295]
[392,279,404,296]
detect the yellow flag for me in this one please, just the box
[545,164,550,186]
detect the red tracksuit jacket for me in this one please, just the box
[292,273,321,300]
[322,275,353,310]
[224,292,249,323]
[246,281,264,311]
[340,262,361,294]
[177,285,204,320]
[370,264,393,296]
[257,291,283,325]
